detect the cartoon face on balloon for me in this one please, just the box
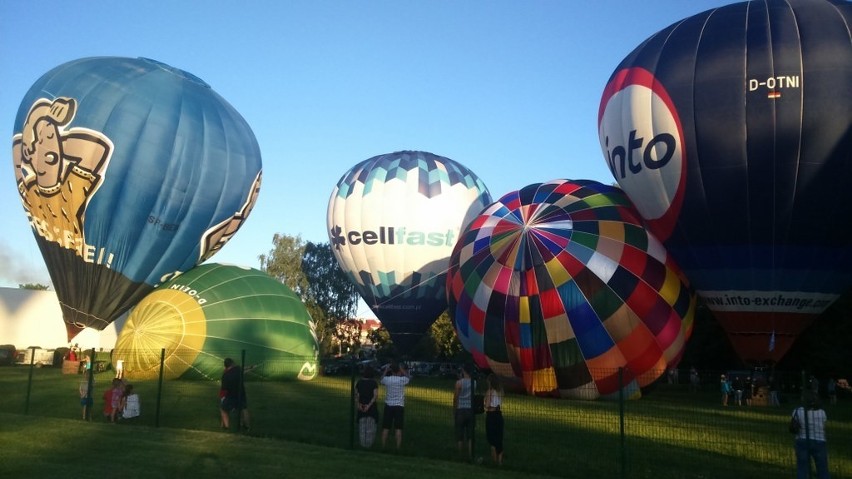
[447,180,695,399]
[12,57,262,340]
[598,0,852,363]
[327,150,492,353]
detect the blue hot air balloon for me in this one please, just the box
[327,151,492,353]
[12,57,262,340]
[598,0,852,363]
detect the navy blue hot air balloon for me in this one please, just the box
[598,0,852,363]
[12,57,262,340]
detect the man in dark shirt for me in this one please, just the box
[219,357,250,431]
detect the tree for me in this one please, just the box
[18,283,49,290]
[428,312,464,360]
[259,234,360,356]
[369,326,395,363]
[330,318,363,356]
[301,241,360,355]
[259,233,308,296]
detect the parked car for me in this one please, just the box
[15,347,56,367]
[0,345,16,366]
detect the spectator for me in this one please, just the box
[744,376,753,406]
[121,384,141,420]
[769,375,781,406]
[733,375,744,406]
[103,378,123,423]
[78,375,93,420]
[115,358,124,380]
[720,374,732,406]
[380,362,410,449]
[80,354,91,375]
[355,365,379,447]
[689,367,700,392]
[485,374,504,466]
[827,377,837,405]
[453,363,475,460]
[219,357,250,432]
[792,392,829,479]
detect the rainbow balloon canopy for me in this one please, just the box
[112,263,318,381]
[447,180,695,399]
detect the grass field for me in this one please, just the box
[2,365,850,478]
[0,413,556,478]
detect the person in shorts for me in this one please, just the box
[380,362,410,449]
[219,358,250,431]
[453,364,475,459]
[79,375,93,420]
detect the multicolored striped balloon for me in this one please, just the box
[447,180,695,399]
[113,263,318,381]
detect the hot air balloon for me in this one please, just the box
[447,180,695,399]
[327,151,492,353]
[112,263,318,381]
[598,0,852,364]
[12,57,262,341]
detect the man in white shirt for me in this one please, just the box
[380,362,410,449]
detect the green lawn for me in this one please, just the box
[0,413,553,478]
[2,365,850,478]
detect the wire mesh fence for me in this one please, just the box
[3,348,850,478]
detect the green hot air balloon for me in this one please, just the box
[112,263,318,381]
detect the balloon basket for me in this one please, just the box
[62,359,81,375]
[751,386,770,406]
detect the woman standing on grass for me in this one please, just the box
[484,374,504,466]
[720,374,732,406]
[453,364,474,459]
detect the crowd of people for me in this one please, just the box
[71,354,849,474]
[351,361,505,466]
[77,373,140,422]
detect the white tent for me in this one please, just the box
[0,287,119,351]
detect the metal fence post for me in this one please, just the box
[619,367,626,479]
[470,376,477,464]
[236,350,247,431]
[24,346,36,414]
[350,356,357,449]
[155,348,165,427]
[85,353,94,421]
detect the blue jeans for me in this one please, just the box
[795,438,829,479]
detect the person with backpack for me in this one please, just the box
[792,392,829,478]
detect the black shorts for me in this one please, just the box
[454,408,474,441]
[382,405,404,430]
[221,396,247,412]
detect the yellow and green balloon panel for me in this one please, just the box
[112,263,319,381]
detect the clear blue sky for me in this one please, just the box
[0,1,727,316]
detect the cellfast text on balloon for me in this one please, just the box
[330,225,457,249]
